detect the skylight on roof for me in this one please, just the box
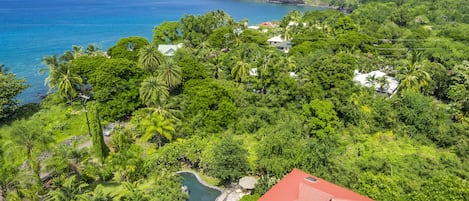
[304,176,318,183]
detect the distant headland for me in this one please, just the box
[268,0,306,5]
[265,0,335,9]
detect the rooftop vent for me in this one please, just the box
[304,176,318,183]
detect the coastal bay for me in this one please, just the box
[0,0,324,103]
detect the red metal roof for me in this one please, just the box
[258,168,374,201]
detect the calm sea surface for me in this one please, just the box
[0,0,324,103]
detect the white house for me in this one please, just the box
[267,35,284,45]
[157,43,183,56]
[267,36,292,53]
[353,70,399,95]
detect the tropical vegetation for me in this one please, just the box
[1,0,469,200]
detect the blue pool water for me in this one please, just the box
[180,172,221,201]
[0,0,324,103]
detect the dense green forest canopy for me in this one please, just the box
[1,0,469,200]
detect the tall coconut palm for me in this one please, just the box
[45,63,83,104]
[57,66,83,104]
[140,113,175,146]
[232,59,251,83]
[397,63,431,92]
[157,60,182,89]
[42,55,60,72]
[138,44,164,75]
[139,76,169,107]
[72,45,83,59]
[85,44,101,56]
[397,52,431,93]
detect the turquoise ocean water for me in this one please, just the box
[0,0,322,103]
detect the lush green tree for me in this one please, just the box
[255,111,307,177]
[88,102,109,164]
[179,79,237,134]
[180,10,235,47]
[210,136,248,183]
[394,91,452,144]
[107,37,149,61]
[148,172,187,201]
[89,58,143,120]
[406,175,469,200]
[153,21,180,44]
[70,55,107,83]
[302,99,341,138]
[239,29,268,45]
[354,172,400,200]
[0,64,29,120]
[173,48,209,81]
[209,27,234,49]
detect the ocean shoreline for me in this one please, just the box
[265,0,338,9]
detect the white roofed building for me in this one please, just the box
[353,70,399,95]
[267,36,292,53]
[157,43,183,56]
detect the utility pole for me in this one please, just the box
[80,94,92,137]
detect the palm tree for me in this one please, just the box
[397,52,431,93]
[85,44,101,56]
[138,44,164,75]
[139,76,169,107]
[283,25,292,41]
[72,45,83,59]
[42,55,60,72]
[118,181,148,201]
[10,121,51,185]
[157,59,182,89]
[77,185,114,201]
[45,63,83,104]
[58,65,83,104]
[46,175,87,201]
[232,59,251,83]
[208,53,224,79]
[140,113,175,146]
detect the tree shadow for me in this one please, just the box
[0,103,41,125]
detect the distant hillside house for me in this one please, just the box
[259,168,374,201]
[268,35,292,53]
[353,70,399,95]
[157,43,183,56]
